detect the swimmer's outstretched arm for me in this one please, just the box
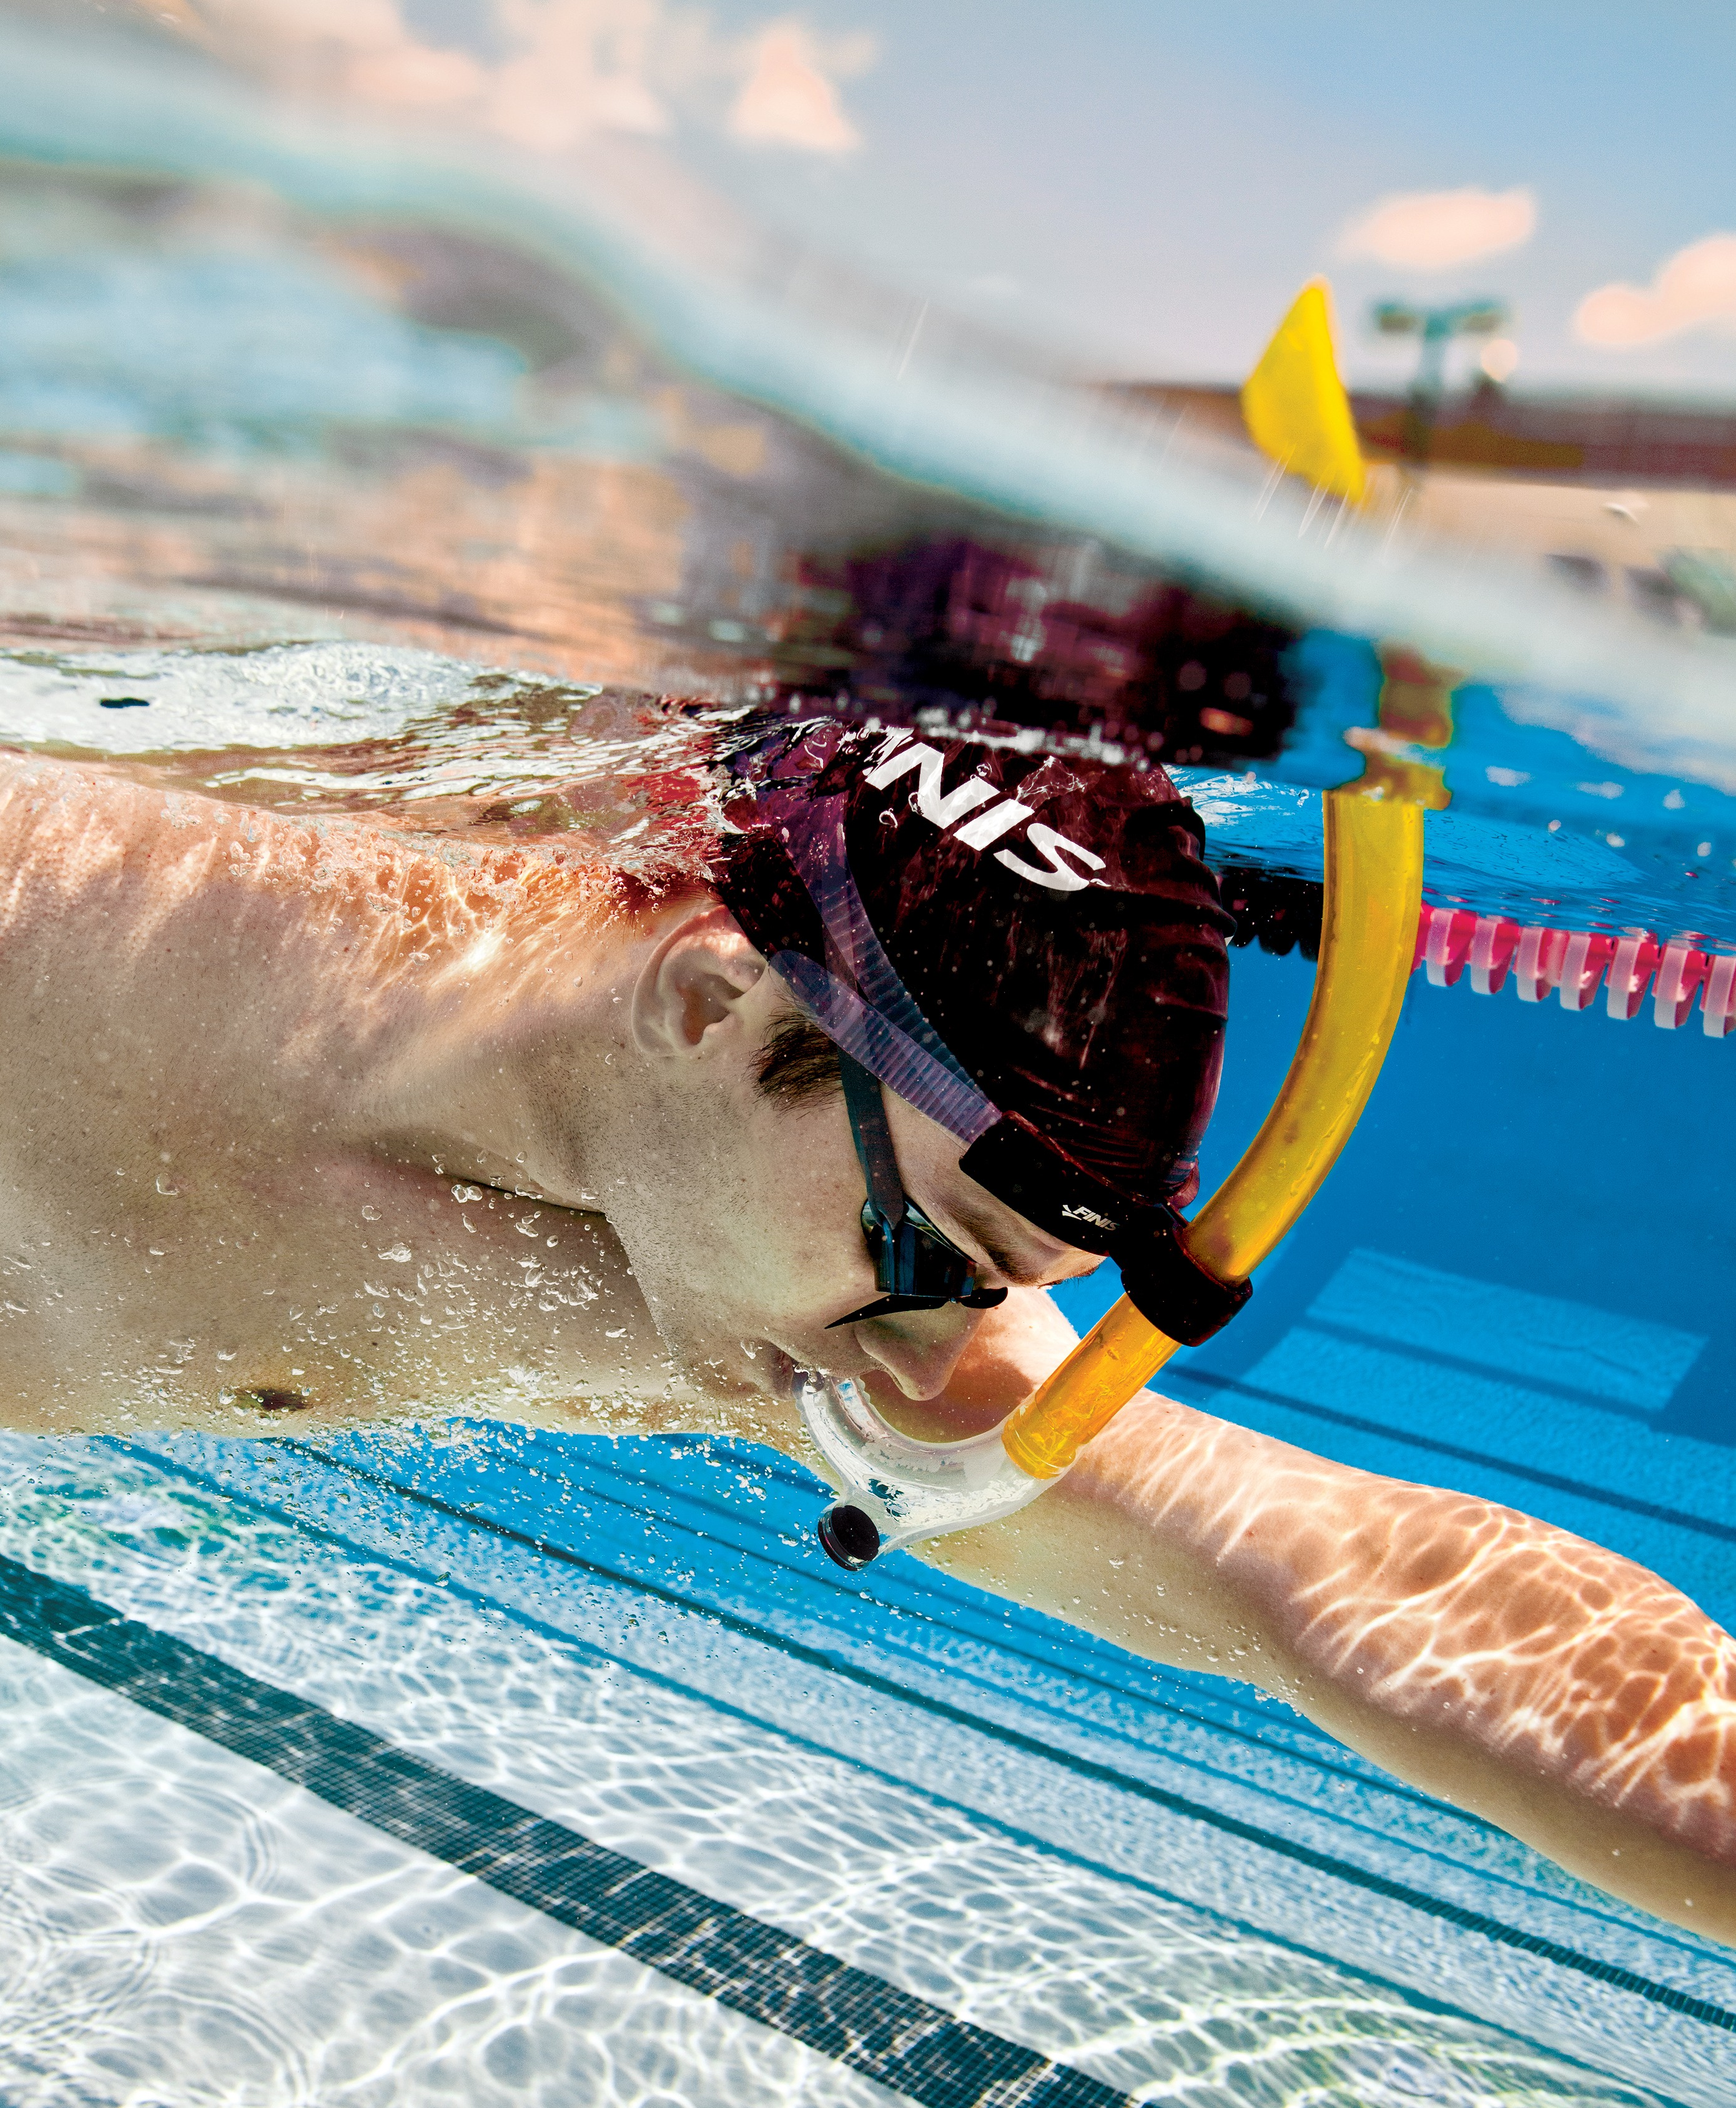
[920,1305,1736,1944]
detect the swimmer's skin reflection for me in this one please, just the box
[1,753,1732,1943]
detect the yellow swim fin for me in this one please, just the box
[1240,279,1367,506]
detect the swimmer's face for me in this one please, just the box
[610,904,1098,1405]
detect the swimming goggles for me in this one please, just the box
[827,1052,1010,1329]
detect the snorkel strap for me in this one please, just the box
[764,794,1000,1146]
[772,947,997,1147]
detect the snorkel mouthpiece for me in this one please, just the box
[794,1365,1050,1563]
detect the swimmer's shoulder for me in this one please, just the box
[0,751,678,964]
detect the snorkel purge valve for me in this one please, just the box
[799,786,1426,1571]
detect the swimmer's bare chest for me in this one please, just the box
[1,1087,696,1437]
[0,758,714,1438]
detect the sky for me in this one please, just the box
[676,0,1736,395]
[187,0,1736,398]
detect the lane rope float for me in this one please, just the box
[1414,905,1736,1035]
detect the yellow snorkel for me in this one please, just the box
[999,786,1422,1480]
[797,280,1430,1570]
[799,786,1424,1566]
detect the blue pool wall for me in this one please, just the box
[1048,941,1735,1636]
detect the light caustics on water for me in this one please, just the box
[797,786,1425,1563]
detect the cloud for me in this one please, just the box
[481,0,671,149]
[1338,186,1536,272]
[727,21,865,153]
[178,2,876,159]
[1574,234,1736,347]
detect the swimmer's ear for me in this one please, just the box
[630,903,770,1062]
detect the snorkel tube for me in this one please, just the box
[797,783,1425,1569]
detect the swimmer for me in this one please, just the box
[0,720,1731,1942]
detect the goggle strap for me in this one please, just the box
[838,1052,907,1229]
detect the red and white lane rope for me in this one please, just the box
[1413,907,1736,1037]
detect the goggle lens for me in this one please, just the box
[827,1056,1009,1330]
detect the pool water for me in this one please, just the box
[1,16,1734,2104]
[0,747,1727,2099]
[0,1407,1725,2108]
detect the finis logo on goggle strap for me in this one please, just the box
[863,733,1104,894]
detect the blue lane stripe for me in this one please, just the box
[259,1438,1736,2036]
[0,1548,1127,2108]
[505,1433,1349,1753]
[1165,1366,1736,1547]
[1306,1250,1705,1415]
[1300,1316,1692,1421]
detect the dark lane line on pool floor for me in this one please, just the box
[142,1433,1695,2077]
[244,1439,1736,2036]
[0,1549,1127,2108]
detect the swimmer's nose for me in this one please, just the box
[859,1307,977,1400]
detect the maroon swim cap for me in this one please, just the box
[714,719,1244,1330]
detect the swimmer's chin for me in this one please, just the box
[729,1342,857,1405]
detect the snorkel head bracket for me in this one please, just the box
[1115,1215,1252,1345]
[957,1112,1251,1347]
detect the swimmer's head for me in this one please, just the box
[553,717,1235,1408]
[712,718,1235,1267]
